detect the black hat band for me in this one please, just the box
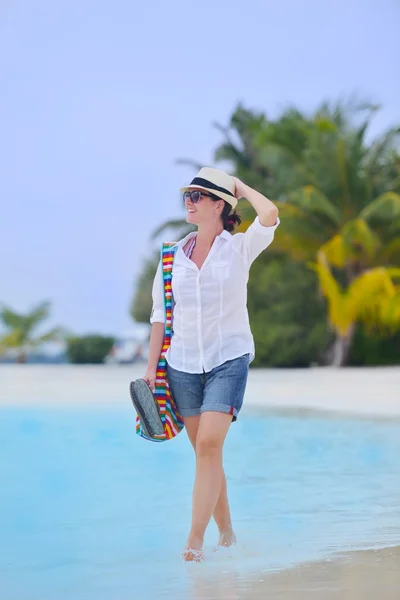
[189,177,235,198]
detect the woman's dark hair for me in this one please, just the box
[221,200,242,233]
[209,193,242,233]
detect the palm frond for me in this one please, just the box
[273,201,336,246]
[0,307,23,329]
[310,255,400,337]
[25,301,51,330]
[310,254,351,335]
[374,238,400,266]
[273,231,322,261]
[175,158,203,171]
[0,330,24,349]
[320,219,380,269]
[348,268,400,333]
[365,126,400,171]
[359,192,400,222]
[336,138,352,214]
[385,268,400,281]
[36,327,65,344]
[286,185,341,226]
[319,234,347,268]
[0,301,51,333]
[342,219,381,262]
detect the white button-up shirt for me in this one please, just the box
[150,216,280,373]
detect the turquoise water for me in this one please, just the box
[1,405,400,599]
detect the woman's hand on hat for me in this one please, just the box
[232,176,247,200]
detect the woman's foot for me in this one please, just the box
[182,547,204,562]
[183,534,204,562]
[218,528,236,548]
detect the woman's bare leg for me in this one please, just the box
[183,412,233,560]
[214,474,236,547]
[184,416,235,546]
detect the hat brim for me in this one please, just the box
[180,184,238,210]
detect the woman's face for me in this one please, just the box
[183,189,224,226]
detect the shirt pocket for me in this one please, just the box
[172,264,194,298]
[211,260,230,281]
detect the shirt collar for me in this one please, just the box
[176,231,196,248]
[177,228,232,247]
[218,229,232,241]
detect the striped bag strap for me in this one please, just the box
[161,242,177,346]
[135,240,183,443]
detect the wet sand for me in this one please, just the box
[1,364,400,418]
[188,546,400,600]
[247,546,400,600]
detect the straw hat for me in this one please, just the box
[180,167,238,210]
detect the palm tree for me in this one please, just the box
[213,101,400,250]
[0,301,64,363]
[311,254,400,366]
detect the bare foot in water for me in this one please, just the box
[218,529,237,548]
[183,536,204,562]
[182,548,204,562]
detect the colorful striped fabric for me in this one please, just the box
[135,242,184,442]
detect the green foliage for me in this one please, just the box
[66,335,115,364]
[0,301,64,363]
[130,252,160,324]
[247,256,332,367]
[214,102,400,269]
[348,326,400,366]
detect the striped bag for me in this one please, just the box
[135,242,184,442]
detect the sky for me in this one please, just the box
[1,0,399,337]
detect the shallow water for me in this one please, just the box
[1,405,400,599]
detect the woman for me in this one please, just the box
[144,167,279,562]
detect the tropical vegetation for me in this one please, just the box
[0,301,64,363]
[66,335,115,364]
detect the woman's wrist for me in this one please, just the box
[232,176,278,226]
[232,176,248,200]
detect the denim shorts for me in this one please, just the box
[166,354,250,421]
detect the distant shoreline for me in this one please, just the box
[1,364,400,417]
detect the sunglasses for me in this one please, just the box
[183,190,220,204]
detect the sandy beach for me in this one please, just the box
[1,364,400,418]
[187,546,400,600]
[254,545,400,600]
